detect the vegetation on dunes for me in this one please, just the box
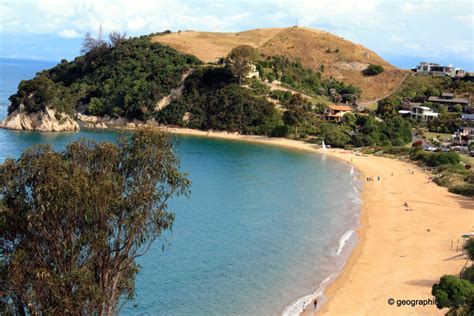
[0,129,189,315]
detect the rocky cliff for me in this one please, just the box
[0,106,79,132]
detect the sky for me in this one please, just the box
[0,0,473,70]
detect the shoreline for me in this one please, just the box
[2,123,473,315]
[156,127,473,316]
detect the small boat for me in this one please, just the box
[322,140,327,152]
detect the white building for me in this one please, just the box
[399,106,439,122]
[415,62,465,77]
[245,64,260,78]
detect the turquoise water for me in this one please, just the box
[0,59,361,315]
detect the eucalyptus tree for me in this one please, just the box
[0,129,190,315]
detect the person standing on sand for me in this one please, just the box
[302,301,306,312]
[314,298,318,309]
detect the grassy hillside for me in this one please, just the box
[152,27,408,101]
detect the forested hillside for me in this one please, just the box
[8,37,201,120]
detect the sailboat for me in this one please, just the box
[322,140,327,152]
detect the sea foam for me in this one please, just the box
[282,274,335,316]
[336,229,355,256]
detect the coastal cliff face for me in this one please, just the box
[0,107,79,132]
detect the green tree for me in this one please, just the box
[453,104,463,113]
[225,45,257,85]
[464,239,474,261]
[320,123,350,147]
[0,129,190,315]
[432,275,474,315]
[376,96,402,116]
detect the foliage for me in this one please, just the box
[426,152,461,167]
[8,36,201,120]
[461,265,474,283]
[428,113,471,134]
[256,55,360,102]
[9,75,76,115]
[464,239,474,261]
[0,129,190,315]
[376,96,403,116]
[363,64,384,76]
[225,45,257,85]
[320,123,351,147]
[269,89,292,103]
[156,67,277,135]
[282,94,321,138]
[352,115,412,147]
[432,275,474,314]
[449,184,474,197]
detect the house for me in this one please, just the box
[323,105,353,122]
[453,127,474,146]
[399,106,439,122]
[457,127,474,139]
[415,62,465,77]
[245,64,260,78]
[427,93,470,112]
[461,113,474,122]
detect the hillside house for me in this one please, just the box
[399,106,439,122]
[453,127,474,146]
[323,105,353,122]
[427,93,470,112]
[415,62,465,77]
[245,64,260,78]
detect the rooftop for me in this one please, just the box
[327,105,353,111]
[441,92,454,97]
[427,96,469,104]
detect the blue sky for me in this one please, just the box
[0,0,473,70]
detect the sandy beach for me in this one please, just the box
[157,127,473,316]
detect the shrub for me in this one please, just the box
[270,125,290,137]
[425,152,460,167]
[363,64,384,76]
[448,184,474,197]
[461,265,474,283]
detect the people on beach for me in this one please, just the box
[302,301,306,312]
[314,298,318,309]
[377,176,380,181]
[403,201,409,207]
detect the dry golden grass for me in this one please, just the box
[152,27,408,101]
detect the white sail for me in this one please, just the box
[322,140,327,151]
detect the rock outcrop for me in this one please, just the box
[0,107,79,132]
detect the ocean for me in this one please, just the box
[0,58,361,315]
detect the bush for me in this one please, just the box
[363,64,384,76]
[425,152,460,167]
[448,184,474,197]
[270,125,290,137]
[461,265,474,283]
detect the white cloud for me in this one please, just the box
[0,0,472,68]
[57,29,81,38]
